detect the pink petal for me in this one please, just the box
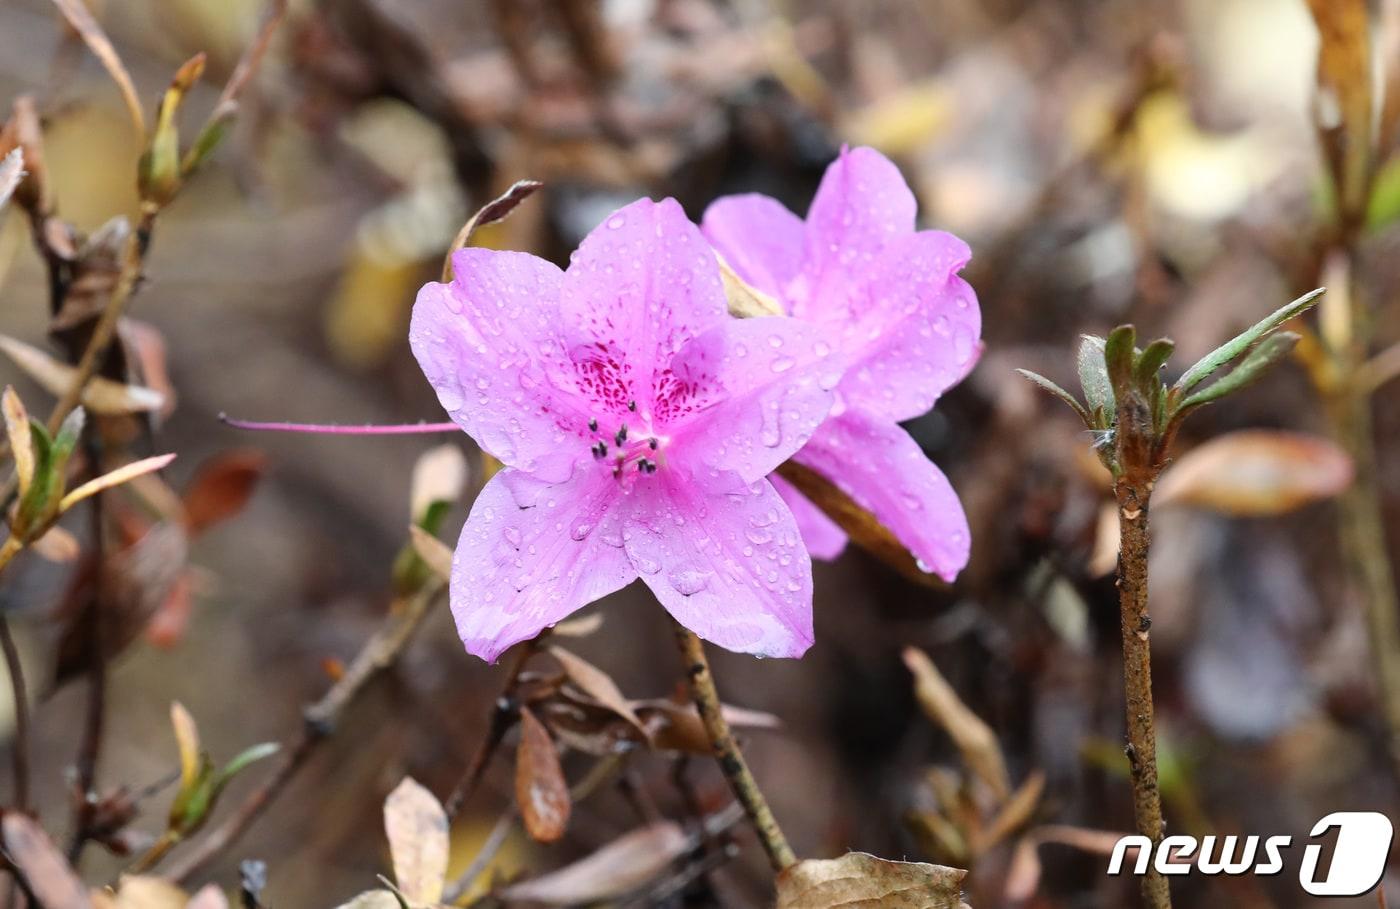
[796,146,916,322]
[666,316,846,483]
[622,470,814,658]
[410,250,587,483]
[795,411,969,582]
[700,194,805,303]
[451,469,637,663]
[771,474,847,560]
[560,198,729,423]
[837,232,980,422]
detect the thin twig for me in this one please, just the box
[67,473,108,865]
[671,621,795,872]
[0,617,30,811]
[443,634,546,821]
[163,580,446,882]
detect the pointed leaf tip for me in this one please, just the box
[1176,288,1324,393]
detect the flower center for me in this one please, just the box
[584,405,668,485]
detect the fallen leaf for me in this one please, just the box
[515,706,571,843]
[48,0,145,136]
[0,335,165,416]
[775,852,966,909]
[548,646,647,739]
[1153,430,1353,516]
[409,525,453,581]
[500,822,689,903]
[181,450,267,535]
[903,647,1010,800]
[383,777,449,904]
[3,813,91,909]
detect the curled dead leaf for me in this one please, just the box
[383,776,449,904]
[409,525,453,581]
[718,253,784,318]
[775,852,966,909]
[1153,430,1353,516]
[181,450,267,535]
[548,646,647,739]
[515,706,571,843]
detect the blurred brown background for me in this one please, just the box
[1,0,1398,906]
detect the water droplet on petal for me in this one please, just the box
[667,566,712,596]
[607,214,626,230]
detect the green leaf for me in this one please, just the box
[1134,338,1175,388]
[1175,289,1325,393]
[216,741,281,787]
[1103,325,1137,404]
[1014,369,1089,425]
[1178,331,1301,412]
[1076,336,1113,419]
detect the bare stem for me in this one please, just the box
[0,616,30,811]
[164,580,445,882]
[671,621,795,873]
[1115,480,1170,909]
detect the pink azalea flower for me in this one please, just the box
[702,146,981,580]
[410,198,846,662]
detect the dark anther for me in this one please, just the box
[588,418,598,432]
[649,438,658,449]
[591,442,607,459]
[615,425,628,445]
[628,400,637,411]
[638,458,657,474]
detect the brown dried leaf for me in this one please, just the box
[3,813,92,909]
[181,450,267,535]
[775,853,966,909]
[442,180,544,282]
[903,647,1010,800]
[1306,0,1373,221]
[332,894,401,909]
[778,462,944,588]
[634,698,780,754]
[1153,430,1353,516]
[515,706,571,843]
[383,776,449,904]
[548,646,647,738]
[976,771,1045,854]
[0,335,164,416]
[500,821,689,904]
[120,320,176,422]
[409,525,453,581]
[48,0,146,136]
[718,254,783,318]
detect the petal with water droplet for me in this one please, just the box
[624,469,813,658]
[451,470,635,663]
[795,411,969,582]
